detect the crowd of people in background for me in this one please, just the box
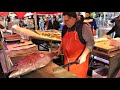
[0,12,104,34]
[38,15,64,31]
[3,13,95,31]
[2,12,119,35]
[3,14,64,31]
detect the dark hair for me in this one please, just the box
[14,16,18,19]
[80,15,84,22]
[63,12,77,18]
[85,12,91,14]
[53,16,57,21]
[53,16,56,19]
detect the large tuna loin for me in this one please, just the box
[9,52,57,78]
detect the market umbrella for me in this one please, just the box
[24,12,33,17]
[0,12,8,17]
[14,12,27,19]
[36,12,62,15]
[0,12,9,30]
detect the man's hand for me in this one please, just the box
[53,48,61,56]
[102,35,112,40]
[77,56,86,64]
[93,30,96,36]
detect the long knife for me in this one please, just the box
[53,61,79,72]
[60,61,79,68]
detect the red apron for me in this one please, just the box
[62,30,89,78]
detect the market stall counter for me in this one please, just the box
[92,37,120,78]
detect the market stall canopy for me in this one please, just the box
[0,12,62,17]
[14,12,27,19]
[0,12,8,17]
[24,12,33,17]
[35,12,62,15]
[0,12,27,18]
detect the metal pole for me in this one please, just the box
[3,17,6,31]
[34,12,38,30]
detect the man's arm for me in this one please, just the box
[78,24,95,64]
[111,18,116,23]
[106,25,117,35]
[57,41,63,55]
[93,19,98,36]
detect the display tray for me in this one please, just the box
[12,26,61,42]
[35,30,61,42]
[30,36,61,42]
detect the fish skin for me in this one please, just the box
[9,52,58,78]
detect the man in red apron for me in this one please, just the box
[57,12,95,78]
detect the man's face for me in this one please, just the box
[46,17,49,21]
[85,13,90,18]
[118,15,120,19]
[53,18,55,21]
[63,15,76,28]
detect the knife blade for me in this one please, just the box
[53,61,79,72]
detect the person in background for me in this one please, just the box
[37,15,40,30]
[106,15,120,38]
[57,15,64,31]
[59,21,64,31]
[84,12,98,36]
[49,15,53,24]
[22,18,27,28]
[13,16,19,25]
[58,15,63,23]
[45,17,53,30]
[78,15,84,22]
[39,16,45,30]
[105,15,120,78]
[26,19,35,30]
[52,16,60,30]
[78,15,92,28]
[56,12,94,78]
[19,18,24,27]
[7,16,11,23]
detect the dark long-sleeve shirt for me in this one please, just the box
[84,17,98,30]
[106,25,120,38]
[53,20,60,30]
[82,24,95,51]
[107,16,120,38]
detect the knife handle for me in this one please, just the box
[61,61,79,68]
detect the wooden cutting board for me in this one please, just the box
[12,26,61,41]
[94,40,119,53]
[35,30,61,41]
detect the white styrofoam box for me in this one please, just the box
[93,56,109,64]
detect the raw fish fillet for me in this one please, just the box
[9,51,58,78]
